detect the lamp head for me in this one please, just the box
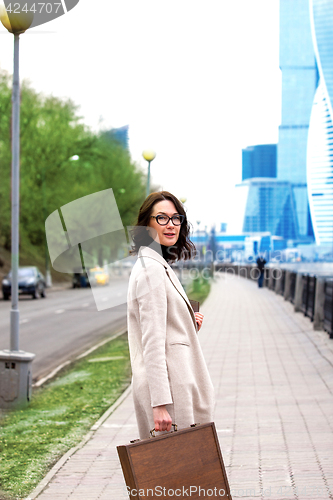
[0,2,34,34]
[142,150,156,162]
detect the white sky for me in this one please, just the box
[0,0,281,234]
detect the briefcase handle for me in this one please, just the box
[149,423,177,438]
[149,423,201,438]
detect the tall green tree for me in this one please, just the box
[0,70,147,271]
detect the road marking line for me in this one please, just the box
[55,309,65,314]
[20,318,29,324]
[81,303,89,307]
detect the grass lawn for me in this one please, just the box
[0,333,131,500]
[186,273,212,305]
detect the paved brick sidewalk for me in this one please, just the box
[28,273,333,500]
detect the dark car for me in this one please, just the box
[2,266,46,300]
[72,268,90,288]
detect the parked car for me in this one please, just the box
[2,266,46,300]
[72,270,90,288]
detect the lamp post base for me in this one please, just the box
[46,269,52,288]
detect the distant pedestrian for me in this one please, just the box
[256,255,267,288]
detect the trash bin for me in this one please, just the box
[0,350,35,409]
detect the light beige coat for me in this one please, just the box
[127,245,215,439]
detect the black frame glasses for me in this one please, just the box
[150,214,185,226]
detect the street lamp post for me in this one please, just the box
[196,220,201,253]
[204,225,209,264]
[178,198,187,286]
[11,32,20,352]
[0,5,35,409]
[196,220,201,270]
[41,166,52,287]
[142,150,156,197]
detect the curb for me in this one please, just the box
[25,384,132,499]
[33,328,127,387]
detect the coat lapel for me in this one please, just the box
[138,246,198,330]
[165,268,198,330]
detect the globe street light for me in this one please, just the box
[142,150,156,197]
[0,3,33,34]
[0,4,35,409]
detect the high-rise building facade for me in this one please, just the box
[105,125,129,150]
[236,178,298,240]
[278,0,316,241]
[307,0,333,246]
[242,144,277,181]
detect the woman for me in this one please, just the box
[127,191,215,439]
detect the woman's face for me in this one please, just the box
[148,200,182,247]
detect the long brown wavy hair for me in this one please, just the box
[129,191,195,261]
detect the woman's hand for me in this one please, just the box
[153,405,172,432]
[194,312,204,331]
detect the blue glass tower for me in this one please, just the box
[236,179,298,240]
[105,125,129,150]
[242,144,277,181]
[307,0,333,246]
[278,0,316,241]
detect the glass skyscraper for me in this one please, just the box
[278,0,316,241]
[236,179,298,240]
[307,0,333,246]
[105,125,129,150]
[238,144,298,241]
[242,144,277,181]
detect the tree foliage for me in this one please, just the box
[0,70,146,271]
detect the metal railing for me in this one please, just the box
[289,272,297,304]
[215,263,333,339]
[324,279,333,338]
[301,275,316,322]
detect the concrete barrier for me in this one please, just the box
[284,271,291,301]
[314,277,326,331]
[275,269,283,295]
[294,273,304,312]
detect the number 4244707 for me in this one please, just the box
[5,3,62,14]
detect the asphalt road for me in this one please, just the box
[0,278,129,382]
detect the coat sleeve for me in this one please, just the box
[135,262,173,408]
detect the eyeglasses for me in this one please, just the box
[150,214,185,226]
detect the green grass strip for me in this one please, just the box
[0,333,131,500]
[186,275,212,305]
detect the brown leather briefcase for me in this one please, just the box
[117,422,232,499]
